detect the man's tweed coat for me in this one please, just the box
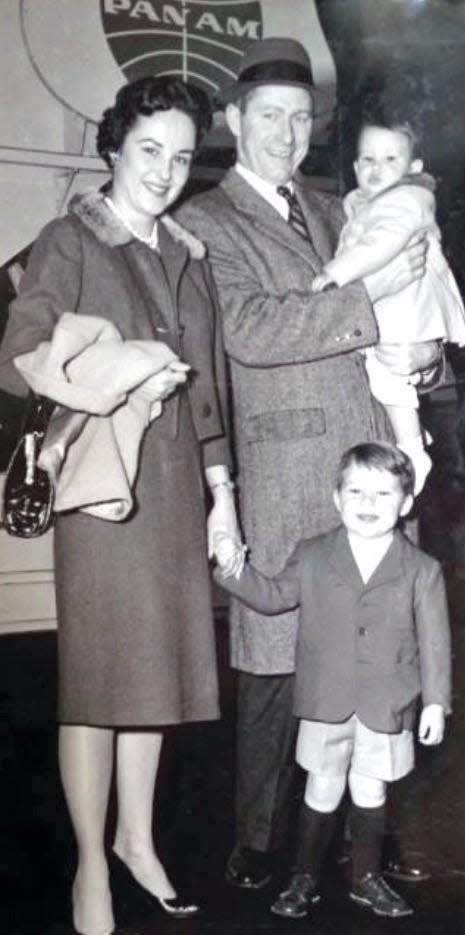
[178,169,391,675]
[214,526,452,732]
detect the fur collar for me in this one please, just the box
[69,189,206,259]
[162,214,206,259]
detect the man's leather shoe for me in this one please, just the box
[270,872,320,919]
[350,872,413,917]
[225,847,272,889]
[384,857,431,882]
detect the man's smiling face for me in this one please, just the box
[226,84,313,186]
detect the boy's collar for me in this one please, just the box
[328,526,405,589]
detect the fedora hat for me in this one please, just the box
[219,37,332,114]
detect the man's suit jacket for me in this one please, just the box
[214,526,452,733]
[179,170,391,675]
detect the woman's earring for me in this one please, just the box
[109,152,119,166]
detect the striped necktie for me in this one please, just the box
[277,185,312,244]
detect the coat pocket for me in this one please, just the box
[244,407,326,443]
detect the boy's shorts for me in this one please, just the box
[296,714,414,782]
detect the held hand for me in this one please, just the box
[207,491,246,579]
[213,530,247,579]
[374,340,442,377]
[364,229,428,303]
[418,704,446,745]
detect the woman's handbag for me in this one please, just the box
[2,392,55,538]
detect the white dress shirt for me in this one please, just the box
[234,163,294,221]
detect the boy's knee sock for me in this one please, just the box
[294,802,338,879]
[350,803,386,881]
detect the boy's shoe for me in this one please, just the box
[350,872,413,917]
[270,872,321,919]
[225,846,272,889]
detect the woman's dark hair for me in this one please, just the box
[335,441,415,497]
[97,76,212,167]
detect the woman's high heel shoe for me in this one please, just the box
[110,852,199,919]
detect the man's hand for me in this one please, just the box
[418,704,446,746]
[364,230,428,303]
[374,340,442,378]
[312,271,334,294]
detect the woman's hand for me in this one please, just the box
[207,489,245,579]
[143,359,190,401]
[213,530,247,579]
[364,230,428,303]
[205,467,246,579]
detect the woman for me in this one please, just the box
[0,77,241,935]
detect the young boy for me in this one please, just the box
[312,117,465,495]
[214,442,451,920]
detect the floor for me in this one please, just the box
[1,392,465,935]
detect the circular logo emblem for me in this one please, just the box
[101,0,263,94]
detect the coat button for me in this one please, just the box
[354,328,362,336]
[359,626,366,636]
[202,403,212,418]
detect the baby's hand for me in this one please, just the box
[418,703,445,745]
[213,531,247,579]
[312,272,334,294]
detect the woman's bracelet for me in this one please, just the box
[209,479,235,492]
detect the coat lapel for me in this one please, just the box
[220,170,323,272]
[125,223,189,349]
[294,178,339,265]
[325,527,363,590]
[325,526,406,591]
[70,191,194,347]
[364,530,405,590]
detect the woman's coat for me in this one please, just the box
[0,191,231,725]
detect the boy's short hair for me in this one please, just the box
[335,442,415,496]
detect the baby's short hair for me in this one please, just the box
[360,118,418,158]
[358,97,420,157]
[335,442,415,496]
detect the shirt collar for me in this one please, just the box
[234,163,294,220]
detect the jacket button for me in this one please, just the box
[359,626,366,636]
[354,328,362,337]
[202,403,212,418]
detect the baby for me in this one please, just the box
[313,117,465,494]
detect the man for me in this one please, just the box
[177,38,438,893]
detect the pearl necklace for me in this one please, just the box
[104,196,159,250]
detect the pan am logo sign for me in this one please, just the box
[21,0,335,127]
[101,0,263,93]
